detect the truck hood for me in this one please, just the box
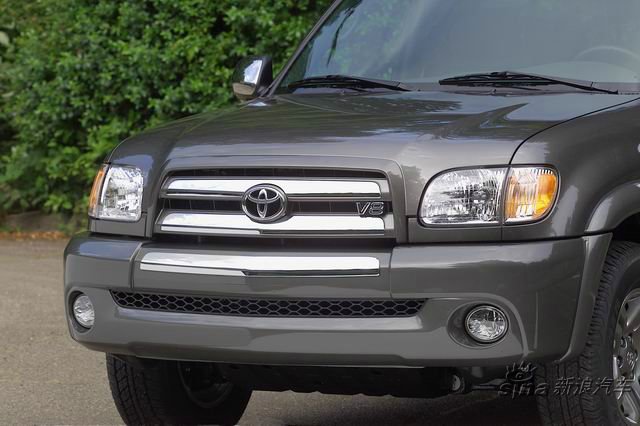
[110,91,639,212]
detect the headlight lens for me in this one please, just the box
[88,165,144,222]
[420,166,558,226]
[505,167,558,223]
[88,164,108,218]
[420,168,508,225]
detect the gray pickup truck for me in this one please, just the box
[64,1,640,424]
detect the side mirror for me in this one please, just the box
[232,56,273,101]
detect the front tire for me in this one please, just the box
[537,241,640,425]
[106,354,252,425]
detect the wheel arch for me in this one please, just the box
[586,180,640,235]
[561,211,640,363]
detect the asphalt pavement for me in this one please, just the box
[0,239,541,425]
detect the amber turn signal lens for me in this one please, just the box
[504,167,558,223]
[88,165,108,218]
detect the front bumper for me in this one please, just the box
[64,232,610,367]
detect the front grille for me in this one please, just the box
[155,168,394,238]
[111,291,425,318]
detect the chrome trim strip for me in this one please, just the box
[141,264,246,277]
[165,179,381,198]
[159,225,260,235]
[164,193,242,201]
[140,253,381,277]
[158,212,386,234]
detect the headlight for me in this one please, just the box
[420,168,508,225]
[88,165,144,222]
[420,166,558,226]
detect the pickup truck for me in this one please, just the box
[64,1,640,424]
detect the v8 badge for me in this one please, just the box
[356,201,386,217]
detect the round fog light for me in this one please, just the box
[465,305,508,343]
[73,294,95,329]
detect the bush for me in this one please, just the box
[0,0,48,215]
[0,0,331,214]
[0,29,12,150]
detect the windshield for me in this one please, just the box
[279,0,640,92]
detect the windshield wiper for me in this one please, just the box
[287,75,412,92]
[439,71,618,94]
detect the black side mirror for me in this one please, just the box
[232,56,273,101]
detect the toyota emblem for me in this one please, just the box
[241,184,288,223]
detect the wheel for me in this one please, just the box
[537,241,640,425]
[106,354,252,425]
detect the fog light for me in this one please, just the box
[72,294,95,329]
[465,305,508,343]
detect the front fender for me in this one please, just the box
[505,96,640,241]
[586,181,640,233]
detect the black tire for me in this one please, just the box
[537,241,640,425]
[106,354,252,426]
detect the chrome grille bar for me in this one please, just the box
[163,179,382,200]
[140,252,381,277]
[156,212,387,236]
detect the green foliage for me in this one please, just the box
[0,0,46,151]
[0,31,11,147]
[0,0,332,214]
[1,6,15,154]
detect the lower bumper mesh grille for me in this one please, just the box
[111,291,425,318]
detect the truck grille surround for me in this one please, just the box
[111,291,426,318]
[154,168,395,238]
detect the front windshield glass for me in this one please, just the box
[279,0,640,91]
